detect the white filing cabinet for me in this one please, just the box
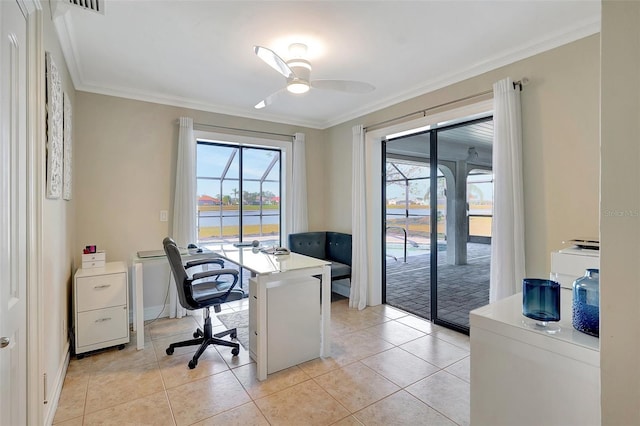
[551,247,600,289]
[249,277,321,374]
[74,261,130,357]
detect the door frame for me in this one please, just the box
[25,3,45,424]
[368,100,493,309]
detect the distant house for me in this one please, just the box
[259,195,280,205]
[198,195,220,206]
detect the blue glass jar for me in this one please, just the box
[522,278,561,324]
[572,269,599,337]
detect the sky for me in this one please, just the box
[196,142,280,199]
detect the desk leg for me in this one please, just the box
[256,274,268,381]
[134,263,145,350]
[321,264,331,357]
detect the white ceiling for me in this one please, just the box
[51,0,600,129]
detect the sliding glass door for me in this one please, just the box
[383,116,493,333]
[434,121,493,330]
[385,160,431,317]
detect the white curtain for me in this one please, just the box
[350,125,368,310]
[291,132,308,234]
[490,78,526,303]
[169,116,198,318]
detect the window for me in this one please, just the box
[196,141,282,247]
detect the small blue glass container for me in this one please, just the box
[572,269,599,337]
[522,278,561,325]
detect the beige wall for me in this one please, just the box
[325,35,600,280]
[42,6,76,423]
[73,94,325,267]
[600,1,640,423]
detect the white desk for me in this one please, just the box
[130,245,331,381]
[130,248,209,347]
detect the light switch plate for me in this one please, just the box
[160,210,168,222]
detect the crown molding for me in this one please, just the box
[322,16,600,129]
[55,14,600,130]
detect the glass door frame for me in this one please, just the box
[382,115,493,335]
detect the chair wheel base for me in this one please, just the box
[166,347,174,355]
[231,347,240,356]
[188,360,197,369]
[230,332,237,339]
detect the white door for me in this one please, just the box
[0,1,28,424]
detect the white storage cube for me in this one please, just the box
[81,250,106,269]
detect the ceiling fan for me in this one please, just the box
[253,43,375,109]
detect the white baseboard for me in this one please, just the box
[43,342,70,426]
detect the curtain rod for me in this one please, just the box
[191,122,295,140]
[364,78,527,132]
[364,89,492,132]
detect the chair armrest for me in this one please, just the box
[192,269,240,301]
[192,268,238,282]
[185,258,225,269]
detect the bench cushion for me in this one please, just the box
[330,262,351,280]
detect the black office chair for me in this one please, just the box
[163,237,244,369]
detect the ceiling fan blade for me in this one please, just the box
[254,89,284,109]
[254,46,293,78]
[311,79,375,93]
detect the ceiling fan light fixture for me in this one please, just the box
[253,42,373,108]
[285,58,311,94]
[286,59,311,70]
[287,80,310,94]
[288,43,308,58]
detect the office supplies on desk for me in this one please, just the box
[261,246,290,256]
[234,240,260,248]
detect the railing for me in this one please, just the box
[386,226,407,263]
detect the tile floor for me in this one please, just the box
[53,298,470,426]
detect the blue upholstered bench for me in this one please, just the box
[288,231,352,296]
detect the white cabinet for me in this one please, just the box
[249,277,321,374]
[470,248,601,425]
[551,247,599,289]
[470,290,600,426]
[81,250,106,269]
[74,261,129,357]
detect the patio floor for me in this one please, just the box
[385,242,491,329]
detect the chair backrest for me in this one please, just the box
[163,237,194,309]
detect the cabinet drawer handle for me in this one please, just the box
[95,317,112,323]
[94,284,111,289]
